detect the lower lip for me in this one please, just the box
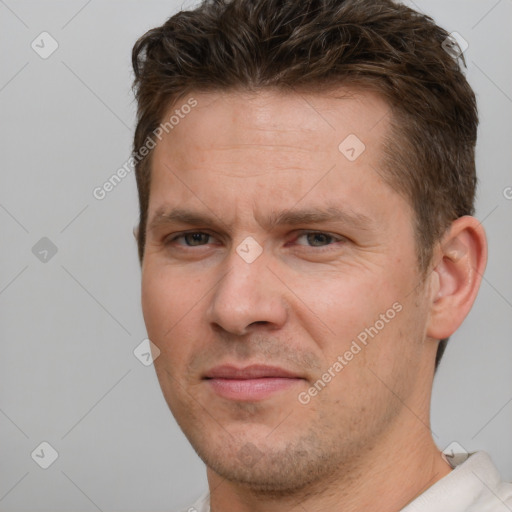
[206,377,302,401]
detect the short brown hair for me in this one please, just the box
[131,0,478,368]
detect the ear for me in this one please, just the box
[133,224,140,241]
[426,216,487,340]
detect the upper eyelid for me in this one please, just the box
[167,231,218,243]
[292,232,346,246]
[167,230,345,245]
[168,229,341,237]
[295,230,344,239]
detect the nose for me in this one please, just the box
[205,246,288,336]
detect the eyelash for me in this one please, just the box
[165,231,346,250]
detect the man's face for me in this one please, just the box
[141,89,435,493]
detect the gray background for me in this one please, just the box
[1,0,511,510]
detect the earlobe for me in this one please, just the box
[133,224,140,241]
[427,216,487,340]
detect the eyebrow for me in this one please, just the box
[147,205,375,233]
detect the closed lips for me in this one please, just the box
[203,365,302,380]
[203,365,305,401]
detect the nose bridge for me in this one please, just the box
[206,244,286,334]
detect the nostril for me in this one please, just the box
[249,321,270,327]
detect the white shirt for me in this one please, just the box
[181,452,512,512]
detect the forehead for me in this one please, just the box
[163,87,390,155]
[147,87,408,230]
[150,87,391,179]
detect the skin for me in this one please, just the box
[140,88,487,512]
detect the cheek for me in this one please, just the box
[142,268,191,348]
[294,268,404,347]
[141,270,166,337]
[294,262,425,395]
[141,265,216,377]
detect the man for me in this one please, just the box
[130,0,511,510]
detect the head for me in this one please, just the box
[131,0,486,497]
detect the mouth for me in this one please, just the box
[203,364,305,401]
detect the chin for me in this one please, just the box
[194,431,348,497]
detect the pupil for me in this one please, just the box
[186,233,207,245]
[308,233,330,246]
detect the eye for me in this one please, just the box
[168,232,213,247]
[295,231,343,247]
